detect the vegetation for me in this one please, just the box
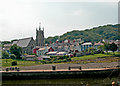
[10,54,16,59]
[71,54,112,60]
[103,42,110,54]
[1,41,11,45]
[45,24,120,43]
[2,51,9,59]
[88,47,96,55]
[10,44,22,59]
[2,59,42,67]
[109,42,118,54]
[2,52,120,67]
[11,61,17,66]
[102,42,118,54]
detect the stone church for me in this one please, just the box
[36,23,44,47]
[9,23,45,55]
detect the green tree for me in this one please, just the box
[98,45,104,53]
[2,51,9,59]
[88,47,95,55]
[10,54,16,59]
[1,41,11,45]
[109,42,118,55]
[10,44,22,59]
[103,42,110,54]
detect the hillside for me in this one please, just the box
[45,24,120,43]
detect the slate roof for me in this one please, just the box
[12,41,18,45]
[17,37,33,47]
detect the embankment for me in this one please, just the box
[2,68,120,80]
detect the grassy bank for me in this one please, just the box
[2,53,120,67]
[71,54,113,61]
[2,59,42,67]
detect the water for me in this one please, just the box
[2,77,120,86]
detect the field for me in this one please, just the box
[71,54,113,60]
[2,52,120,68]
[2,59,42,67]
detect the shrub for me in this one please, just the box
[40,60,46,64]
[10,54,16,59]
[67,58,71,61]
[91,52,94,55]
[11,61,17,66]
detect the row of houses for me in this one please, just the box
[34,40,120,57]
[2,37,120,60]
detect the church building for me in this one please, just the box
[10,23,45,55]
[36,23,44,47]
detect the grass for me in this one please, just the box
[2,59,42,67]
[69,53,120,64]
[2,53,120,67]
[71,54,113,61]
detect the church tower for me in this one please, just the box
[36,23,44,47]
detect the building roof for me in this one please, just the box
[38,47,51,51]
[25,55,36,58]
[82,42,92,45]
[12,41,18,45]
[41,56,50,58]
[47,51,57,54]
[94,42,104,46]
[17,37,33,47]
[57,52,67,55]
[39,47,45,51]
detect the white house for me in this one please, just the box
[37,47,54,56]
[81,42,92,51]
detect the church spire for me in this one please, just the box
[39,22,41,30]
[42,27,44,32]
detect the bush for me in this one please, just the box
[2,51,9,59]
[40,60,46,64]
[91,52,94,55]
[10,54,16,59]
[67,58,71,61]
[11,61,17,66]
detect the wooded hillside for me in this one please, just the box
[45,24,120,43]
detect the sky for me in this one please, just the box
[0,0,119,41]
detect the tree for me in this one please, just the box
[1,41,11,45]
[10,44,22,59]
[2,51,9,59]
[103,42,110,54]
[98,45,104,53]
[10,54,16,59]
[88,47,95,55]
[110,42,118,54]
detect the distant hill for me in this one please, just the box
[45,24,120,44]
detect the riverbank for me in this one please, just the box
[2,68,120,80]
[2,53,120,67]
